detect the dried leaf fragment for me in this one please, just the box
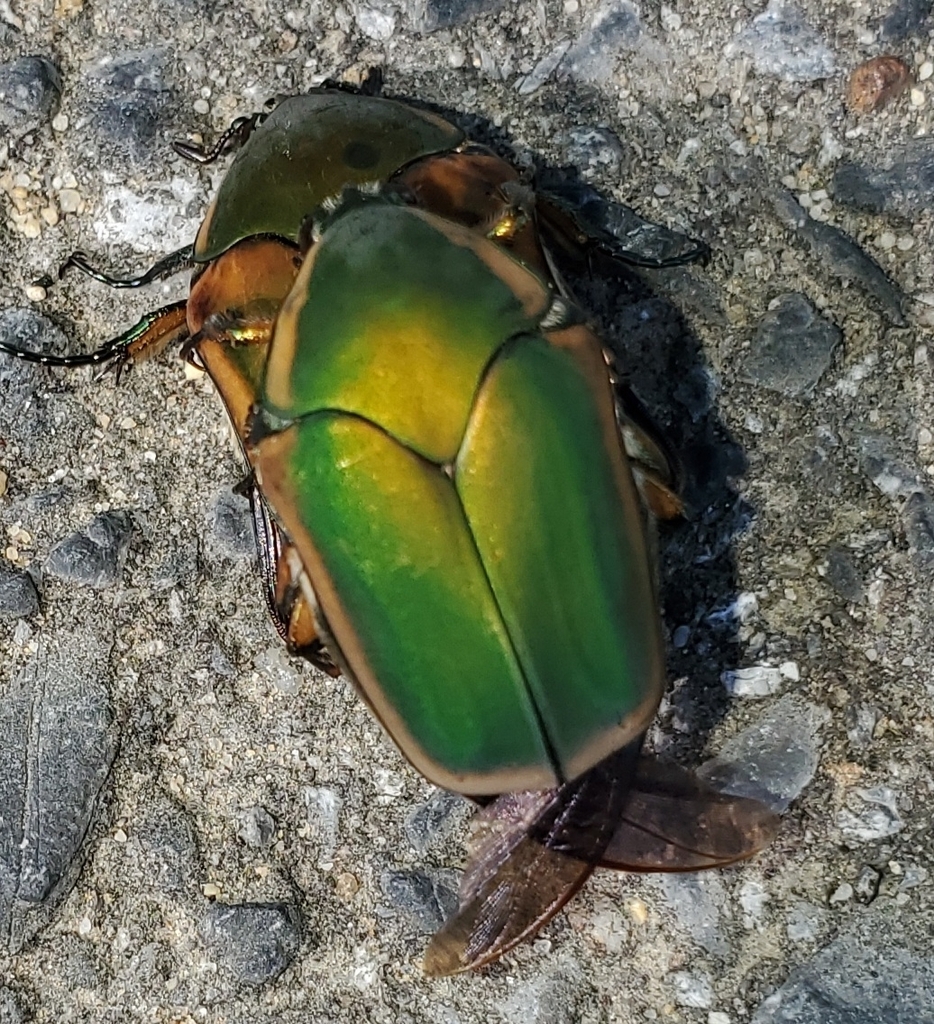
[846,56,912,114]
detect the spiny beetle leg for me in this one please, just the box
[0,301,188,377]
[239,474,342,677]
[173,111,269,165]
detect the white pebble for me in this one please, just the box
[25,284,46,302]
[910,88,925,107]
[878,231,897,249]
[52,113,69,132]
[920,61,933,82]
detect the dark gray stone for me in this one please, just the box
[84,51,175,162]
[881,0,932,39]
[0,633,117,951]
[834,140,934,219]
[417,0,505,31]
[0,568,39,619]
[752,935,934,1023]
[824,547,863,603]
[0,56,62,131]
[200,903,302,986]
[379,868,459,933]
[404,790,468,855]
[0,309,70,444]
[770,191,906,326]
[207,489,254,559]
[903,490,934,574]
[743,293,842,397]
[45,511,133,589]
[727,1,835,82]
[238,807,276,849]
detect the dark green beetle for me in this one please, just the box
[0,83,778,974]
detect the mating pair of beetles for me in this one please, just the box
[1,81,778,974]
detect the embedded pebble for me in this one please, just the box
[844,705,878,748]
[238,807,276,849]
[0,567,39,618]
[0,56,62,130]
[656,873,730,955]
[752,934,934,1022]
[824,547,864,602]
[834,139,934,218]
[699,696,828,812]
[881,0,933,39]
[199,903,301,986]
[379,868,459,932]
[206,488,254,559]
[727,1,835,81]
[671,971,713,1009]
[44,511,133,589]
[303,786,342,867]
[770,190,906,325]
[743,293,841,397]
[404,790,469,855]
[722,665,784,697]
[84,51,175,162]
[786,902,825,943]
[564,0,644,84]
[0,634,117,951]
[836,786,905,841]
[853,865,881,904]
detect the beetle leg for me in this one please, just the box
[239,475,341,677]
[535,191,711,271]
[173,112,270,164]
[58,245,196,288]
[0,301,189,378]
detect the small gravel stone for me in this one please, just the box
[564,0,644,84]
[772,191,906,323]
[0,567,39,618]
[743,293,841,397]
[829,882,853,904]
[656,873,730,955]
[786,902,825,942]
[722,665,784,697]
[845,55,912,113]
[238,807,276,849]
[671,971,713,1009]
[379,868,459,933]
[44,511,133,589]
[824,546,864,602]
[844,705,878,748]
[200,903,301,986]
[0,56,62,130]
[303,786,342,868]
[853,865,881,904]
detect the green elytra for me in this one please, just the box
[193,92,463,262]
[252,198,666,795]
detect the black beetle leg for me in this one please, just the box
[59,244,196,289]
[173,110,270,165]
[0,300,189,374]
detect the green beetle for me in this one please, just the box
[0,83,778,974]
